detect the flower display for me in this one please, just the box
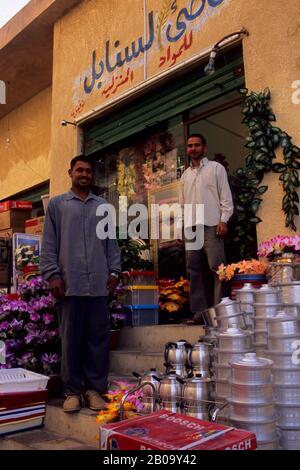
[258,235,300,260]
[0,276,60,374]
[159,278,190,315]
[96,381,144,425]
[217,259,269,281]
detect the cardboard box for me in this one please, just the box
[0,228,24,238]
[0,210,32,231]
[100,411,257,451]
[25,217,45,235]
[0,390,48,436]
[0,201,33,212]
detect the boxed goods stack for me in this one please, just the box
[122,271,159,327]
[25,216,45,236]
[0,201,32,238]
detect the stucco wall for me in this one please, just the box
[50,0,300,241]
[0,87,52,199]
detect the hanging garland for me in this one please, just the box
[234,87,300,259]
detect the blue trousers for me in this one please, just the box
[57,296,110,396]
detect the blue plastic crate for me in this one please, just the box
[124,305,159,327]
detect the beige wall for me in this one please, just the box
[49,0,299,241]
[0,87,52,200]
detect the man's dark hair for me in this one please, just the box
[188,133,207,146]
[70,155,95,170]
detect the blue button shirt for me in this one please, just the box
[40,190,121,297]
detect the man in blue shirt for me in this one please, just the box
[40,155,121,412]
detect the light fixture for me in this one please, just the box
[61,120,77,127]
[204,29,249,76]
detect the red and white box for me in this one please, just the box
[100,411,257,451]
[0,390,48,436]
[0,201,33,212]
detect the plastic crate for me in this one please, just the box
[125,305,159,327]
[0,368,49,393]
[123,286,159,305]
[121,271,156,286]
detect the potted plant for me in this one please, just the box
[258,235,300,261]
[217,259,268,295]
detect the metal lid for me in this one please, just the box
[231,353,273,369]
[217,327,252,338]
[266,310,298,323]
[255,284,279,294]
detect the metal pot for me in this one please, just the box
[230,353,273,385]
[254,316,267,330]
[257,440,279,450]
[216,312,249,330]
[164,340,191,366]
[201,308,218,328]
[187,339,211,370]
[253,303,281,318]
[254,343,269,357]
[192,367,211,378]
[268,333,300,353]
[230,417,277,442]
[276,403,300,428]
[181,374,212,402]
[254,284,280,304]
[214,297,241,317]
[274,384,300,404]
[278,428,300,441]
[164,362,192,379]
[160,401,182,413]
[267,351,300,369]
[182,405,210,421]
[279,439,300,450]
[214,348,253,366]
[216,327,253,351]
[267,311,300,336]
[203,327,218,346]
[234,283,256,313]
[228,399,276,422]
[230,381,274,403]
[132,369,161,396]
[279,282,300,305]
[213,363,231,381]
[214,379,230,398]
[273,367,300,386]
[156,371,184,401]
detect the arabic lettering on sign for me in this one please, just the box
[159,30,193,68]
[102,68,134,99]
[83,0,226,96]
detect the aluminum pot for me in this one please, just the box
[181,374,212,402]
[279,439,300,450]
[214,297,241,317]
[214,348,253,366]
[182,405,209,421]
[273,367,300,385]
[274,384,300,404]
[268,333,300,353]
[278,428,300,441]
[213,363,231,381]
[257,440,279,450]
[203,327,218,346]
[254,284,280,304]
[214,379,231,398]
[160,401,182,413]
[216,327,253,351]
[234,283,256,313]
[201,308,218,328]
[132,369,161,396]
[254,330,268,344]
[279,282,300,305]
[267,350,300,369]
[254,316,267,331]
[164,340,191,366]
[253,303,281,318]
[254,343,269,358]
[164,362,192,379]
[276,403,300,428]
[216,312,249,330]
[230,381,274,403]
[230,417,277,442]
[267,311,300,336]
[228,399,276,422]
[192,367,211,378]
[157,372,184,401]
[230,353,273,385]
[187,339,211,370]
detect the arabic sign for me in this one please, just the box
[82,0,227,97]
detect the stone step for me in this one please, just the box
[117,324,204,350]
[44,399,101,446]
[110,350,165,375]
[0,427,98,451]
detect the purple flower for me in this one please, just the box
[6,339,22,350]
[30,313,40,322]
[9,319,24,331]
[41,353,60,364]
[46,329,59,339]
[43,313,55,325]
[0,321,9,331]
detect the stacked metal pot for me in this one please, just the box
[234,283,256,330]
[228,353,278,450]
[213,326,254,423]
[203,297,250,330]
[266,310,300,449]
[252,284,280,356]
[278,281,300,316]
[164,339,212,379]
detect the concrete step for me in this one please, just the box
[0,427,98,451]
[117,324,204,350]
[44,399,100,446]
[110,349,165,375]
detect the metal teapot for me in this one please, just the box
[155,371,185,402]
[164,340,192,366]
[187,338,212,371]
[181,374,213,403]
[132,368,161,396]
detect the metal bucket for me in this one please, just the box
[230,381,274,403]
